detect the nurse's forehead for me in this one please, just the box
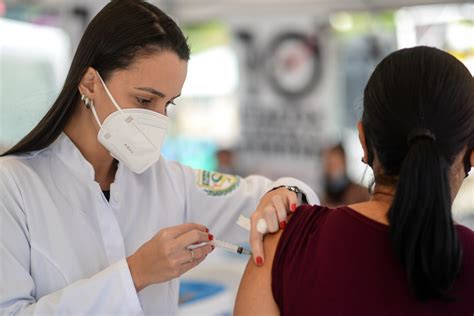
[111,51,187,95]
[140,50,184,63]
[127,51,187,77]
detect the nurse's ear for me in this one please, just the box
[357,121,369,164]
[78,67,99,100]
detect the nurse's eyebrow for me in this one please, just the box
[135,87,165,98]
[135,87,181,99]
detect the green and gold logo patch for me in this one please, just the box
[196,170,241,196]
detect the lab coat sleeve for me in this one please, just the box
[0,168,143,315]
[181,165,319,243]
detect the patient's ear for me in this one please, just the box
[357,122,368,164]
[470,149,474,169]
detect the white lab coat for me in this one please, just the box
[0,133,318,315]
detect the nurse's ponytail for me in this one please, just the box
[2,0,190,156]
[362,46,474,301]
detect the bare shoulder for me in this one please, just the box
[234,230,284,316]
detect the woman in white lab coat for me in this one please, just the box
[0,1,318,315]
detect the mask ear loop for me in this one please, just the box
[89,99,103,128]
[96,71,125,114]
[91,71,129,130]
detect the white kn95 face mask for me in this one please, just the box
[89,71,170,174]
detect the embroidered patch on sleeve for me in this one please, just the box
[196,170,241,196]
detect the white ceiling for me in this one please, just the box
[167,0,473,22]
[166,0,471,9]
[4,0,473,22]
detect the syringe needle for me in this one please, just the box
[236,246,252,255]
[213,239,252,256]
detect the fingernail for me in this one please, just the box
[205,227,209,233]
[208,234,214,241]
[291,203,297,212]
[279,221,287,230]
[256,256,263,266]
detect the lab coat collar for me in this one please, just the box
[52,133,96,181]
[51,132,125,185]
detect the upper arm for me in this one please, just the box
[234,230,283,316]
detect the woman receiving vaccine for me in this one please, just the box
[0,1,318,314]
[235,46,474,315]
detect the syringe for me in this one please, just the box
[212,239,252,256]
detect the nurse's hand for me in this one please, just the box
[126,223,214,292]
[249,188,298,266]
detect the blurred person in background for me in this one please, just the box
[0,1,319,314]
[216,148,238,175]
[235,46,474,315]
[322,143,370,207]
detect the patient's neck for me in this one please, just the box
[348,183,395,226]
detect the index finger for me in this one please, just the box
[287,191,299,213]
[176,229,213,249]
[249,215,264,266]
[165,223,209,239]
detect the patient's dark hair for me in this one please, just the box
[362,46,474,301]
[3,0,190,156]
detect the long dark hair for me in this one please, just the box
[2,0,190,156]
[362,46,474,300]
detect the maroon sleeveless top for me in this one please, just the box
[272,205,474,315]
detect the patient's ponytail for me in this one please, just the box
[388,135,461,300]
[362,46,474,301]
